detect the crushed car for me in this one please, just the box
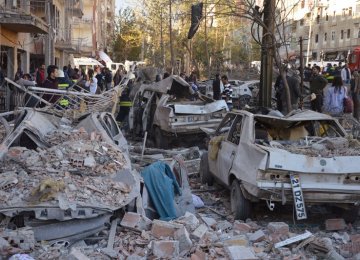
[129,75,228,148]
[200,109,360,220]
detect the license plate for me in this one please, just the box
[290,174,307,220]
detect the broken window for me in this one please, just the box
[227,115,243,145]
[215,113,237,136]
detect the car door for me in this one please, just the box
[216,115,243,185]
[208,113,237,184]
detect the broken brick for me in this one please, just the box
[152,240,179,258]
[325,219,346,231]
[120,212,152,231]
[267,222,289,237]
[174,226,193,254]
[191,249,207,260]
[234,221,252,233]
[248,230,266,243]
[225,246,258,260]
[151,220,183,239]
[223,235,249,247]
[191,224,208,241]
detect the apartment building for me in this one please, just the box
[71,0,115,57]
[0,0,115,79]
[286,0,360,62]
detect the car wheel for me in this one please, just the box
[154,127,168,149]
[231,179,251,220]
[199,152,213,186]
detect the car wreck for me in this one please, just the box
[129,75,228,148]
[200,109,360,220]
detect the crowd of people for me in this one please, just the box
[274,63,360,120]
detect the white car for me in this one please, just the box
[201,109,360,220]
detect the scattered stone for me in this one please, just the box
[223,235,249,247]
[176,212,200,231]
[191,224,208,241]
[174,226,193,255]
[191,249,207,260]
[248,230,266,243]
[215,220,232,232]
[201,216,217,228]
[152,240,179,258]
[120,212,152,231]
[151,220,183,239]
[325,219,346,231]
[267,222,289,236]
[225,245,258,260]
[234,221,252,233]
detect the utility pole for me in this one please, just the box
[299,36,304,109]
[259,0,275,108]
[160,8,165,69]
[204,0,210,78]
[169,0,175,74]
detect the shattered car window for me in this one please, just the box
[215,113,237,136]
[227,115,243,145]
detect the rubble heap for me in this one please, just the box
[0,128,131,210]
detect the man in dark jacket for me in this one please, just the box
[309,65,328,112]
[212,74,221,100]
[42,65,59,104]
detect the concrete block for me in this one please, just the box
[176,211,200,231]
[152,240,179,258]
[248,230,266,243]
[234,221,252,233]
[325,219,346,231]
[225,246,258,260]
[151,220,183,239]
[267,222,289,236]
[191,224,208,241]
[120,212,152,231]
[175,226,193,255]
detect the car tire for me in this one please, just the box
[154,127,168,149]
[231,179,251,220]
[199,152,213,186]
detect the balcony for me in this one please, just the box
[55,38,82,53]
[67,0,83,18]
[0,0,48,34]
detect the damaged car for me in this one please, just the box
[200,109,360,220]
[129,75,228,148]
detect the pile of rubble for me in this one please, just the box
[0,127,132,211]
[277,137,360,157]
[2,210,360,259]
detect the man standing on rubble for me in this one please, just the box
[42,65,59,104]
[309,65,328,112]
[221,75,233,110]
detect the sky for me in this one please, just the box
[115,0,137,13]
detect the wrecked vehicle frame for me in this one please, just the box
[129,75,228,148]
[201,109,360,220]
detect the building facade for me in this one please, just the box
[0,0,115,79]
[286,0,360,63]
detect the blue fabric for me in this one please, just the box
[141,161,182,221]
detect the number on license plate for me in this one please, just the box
[290,174,307,220]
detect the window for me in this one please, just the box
[300,19,304,26]
[331,31,335,41]
[228,115,243,145]
[358,29,360,38]
[315,34,319,43]
[316,15,320,24]
[342,9,346,17]
[325,14,328,21]
[349,7,352,16]
[341,30,344,39]
[324,32,327,41]
[347,29,351,39]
